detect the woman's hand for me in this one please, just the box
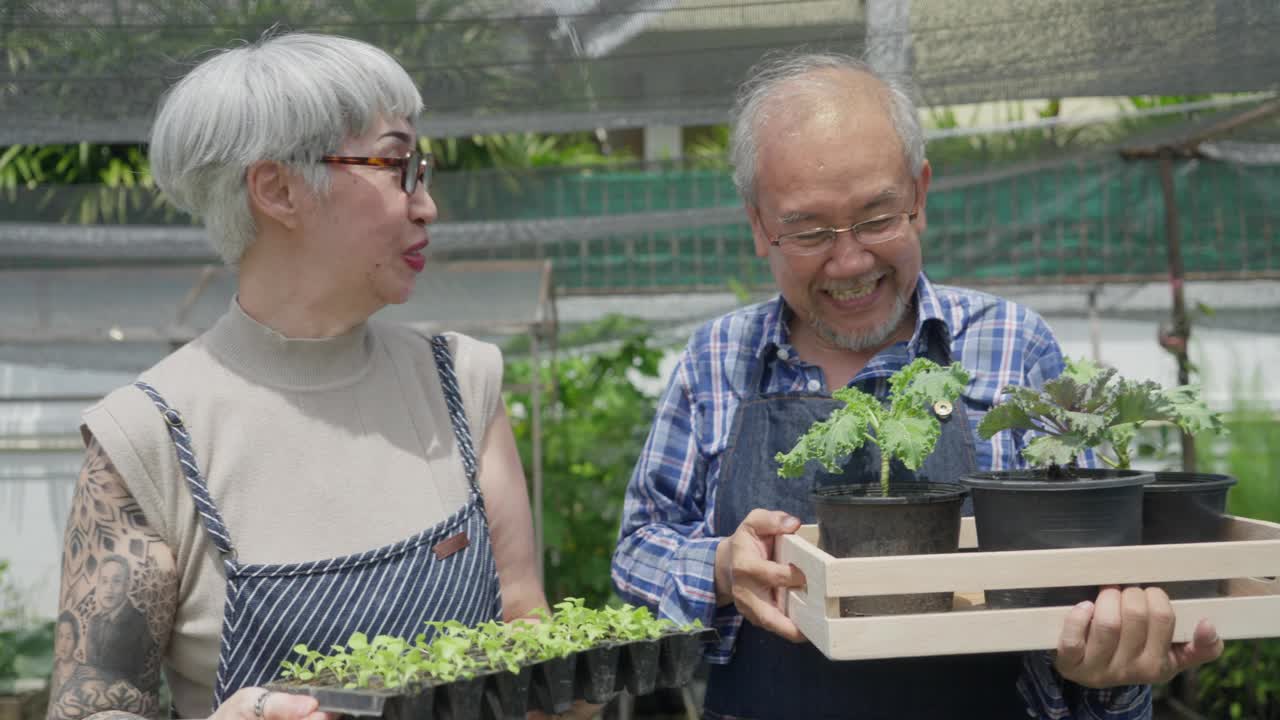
[212,688,337,720]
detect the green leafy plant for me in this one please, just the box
[774,358,971,496]
[277,598,701,690]
[977,358,1225,476]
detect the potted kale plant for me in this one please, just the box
[775,358,972,616]
[1071,361,1234,598]
[967,358,1229,607]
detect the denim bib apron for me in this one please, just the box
[137,335,503,709]
[702,322,1025,719]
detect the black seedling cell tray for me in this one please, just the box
[574,643,621,704]
[481,665,530,720]
[268,627,718,720]
[529,653,576,715]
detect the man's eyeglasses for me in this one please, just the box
[320,150,433,195]
[770,191,920,257]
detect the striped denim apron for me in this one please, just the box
[136,335,503,709]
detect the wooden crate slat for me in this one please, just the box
[788,590,1280,660]
[779,514,1280,660]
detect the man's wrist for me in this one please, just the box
[713,537,733,607]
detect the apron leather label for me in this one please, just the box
[433,531,470,560]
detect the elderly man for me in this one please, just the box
[612,52,1223,719]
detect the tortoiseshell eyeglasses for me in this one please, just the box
[319,150,433,194]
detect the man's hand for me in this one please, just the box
[1054,586,1224,688]
[714,509,807,642]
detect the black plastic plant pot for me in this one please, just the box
[529,654,577,715]
[433,674,486,720]
[1143,471,1237,599]
[811,481,967,616]
[615,638,660,697]
[959,468,1154,608]
[656,628,715,688]
[574,644,621,704]
[481,665,531,720]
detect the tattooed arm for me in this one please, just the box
[49,437,334,720]
[48,436,176,720]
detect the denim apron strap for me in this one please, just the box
[134,380,236,557]
[429,335,481,495]
[702,320,1025,719]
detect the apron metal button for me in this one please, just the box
[933,400,953,419]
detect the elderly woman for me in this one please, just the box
[49,33,547,720]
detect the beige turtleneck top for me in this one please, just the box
[81,300,503,717]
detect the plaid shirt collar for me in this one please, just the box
[758,272,953,361]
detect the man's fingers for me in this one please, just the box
[741,509,801,537]
[1055,600,1094,670]
[1081,588,1123,671]
[1111,586,1150,669]
[1140,587,1177,676]
[1170,618,1223,671]
[737,587,806,643]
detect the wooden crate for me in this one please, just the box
[777,515,1280,661]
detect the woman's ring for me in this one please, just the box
[253,689,273,719]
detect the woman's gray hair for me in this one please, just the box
[150,32,423,264]
[729,52,925,204]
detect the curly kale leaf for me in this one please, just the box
[977,400,1038,439]
[978,385,1065,439]
[1022,433,1088,468]
[775,388,880,478]
[879,414,940,470]
[1163,385,1225,436]
[776,360,971,485]
[1061,357,1105,385]
[1112,379,1172,426]
[889,357,971,412]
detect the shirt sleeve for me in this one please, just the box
[1016,317,1147,718]
[1019,651,1153,719]
[611,348,739,662]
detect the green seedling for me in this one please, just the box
[276,598,703,690]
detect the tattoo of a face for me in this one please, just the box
[50,439,177,720]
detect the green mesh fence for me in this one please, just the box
[435,155,1280,293]
[3,155,1276,293]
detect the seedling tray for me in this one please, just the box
[267,627,718,719]
[777,514,1280,661]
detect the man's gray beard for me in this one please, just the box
[808,291,910,352]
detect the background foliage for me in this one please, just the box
[1191,370,1280,720]
[504,320,667,608]
[0,561,54,694]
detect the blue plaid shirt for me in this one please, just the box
[612,274,1150,719]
